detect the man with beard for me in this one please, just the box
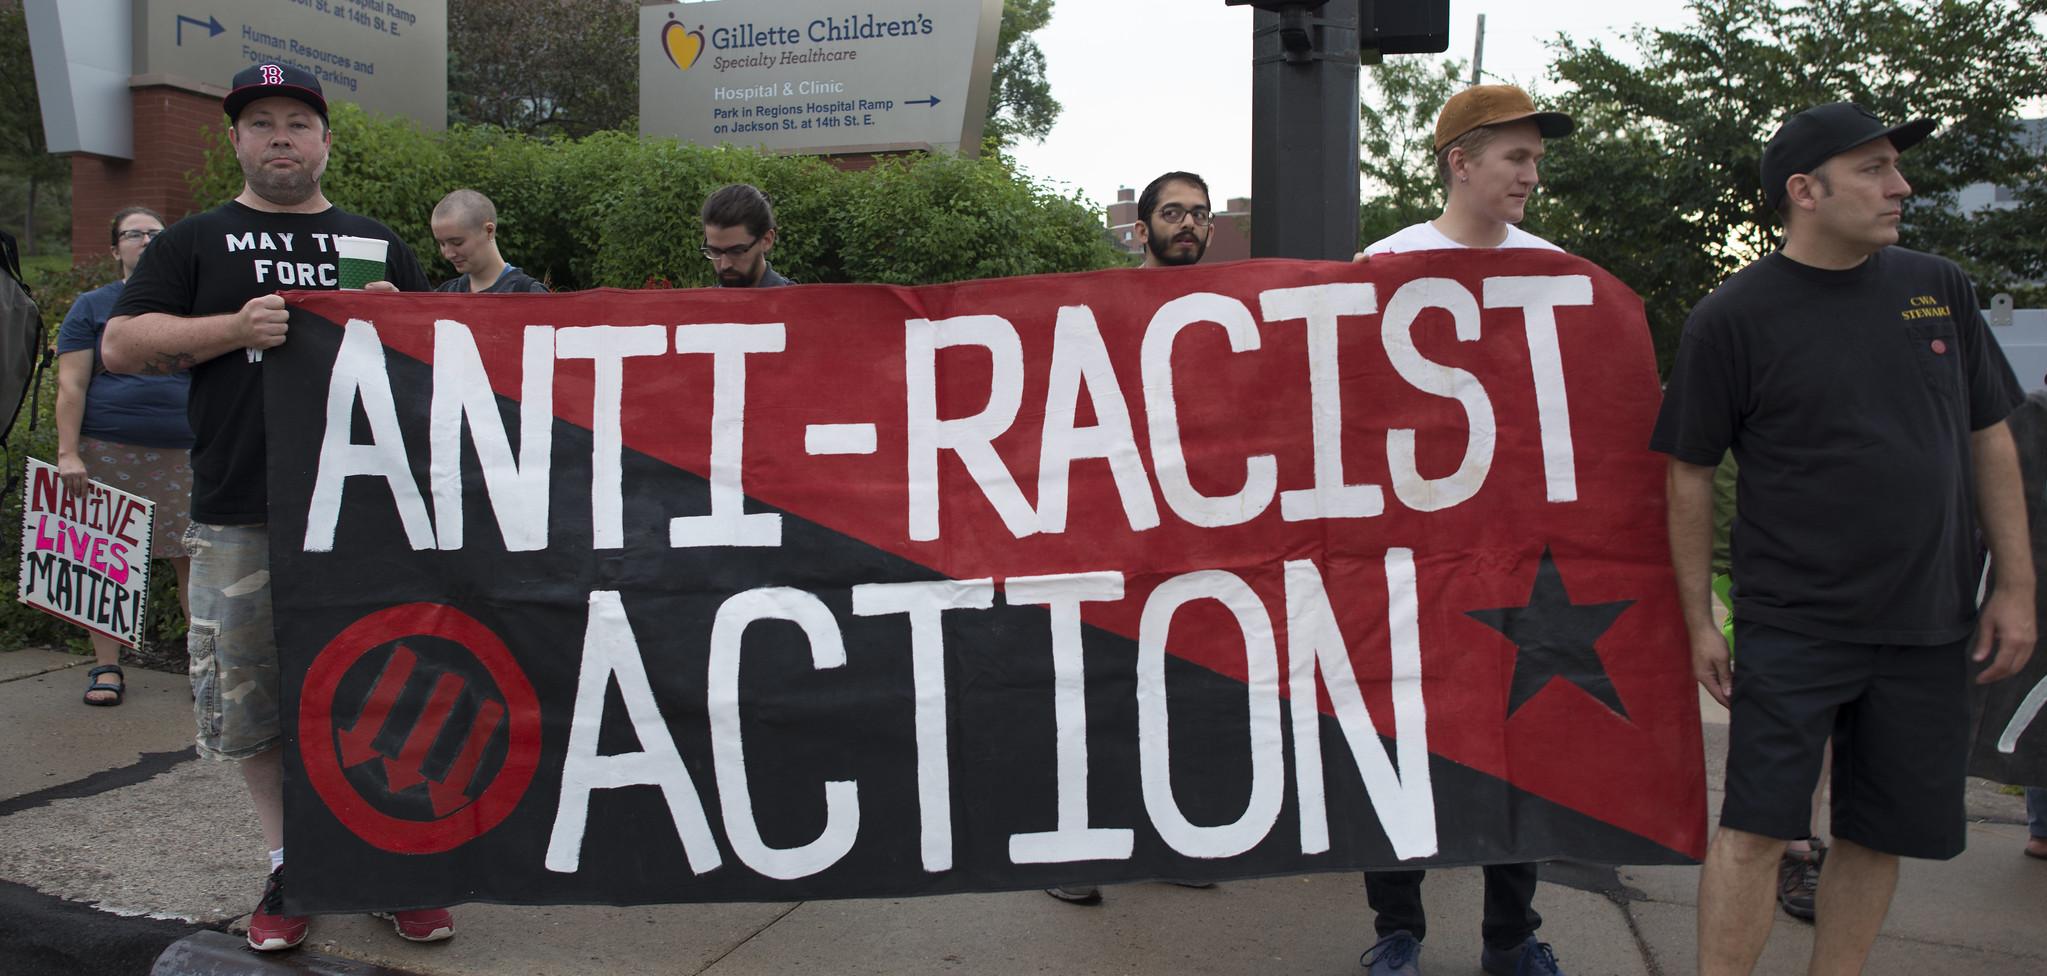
[701,183,791,287]
[1043,169,1223,909]
[102,62,441,953]
[1356,84,1574,976]
[1132,171,1213,268]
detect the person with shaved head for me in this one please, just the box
[430,189,547,294]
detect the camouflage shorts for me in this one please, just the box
[185,522,280,760]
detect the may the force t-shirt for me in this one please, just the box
[112,201,429,524]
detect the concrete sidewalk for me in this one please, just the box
[2,646,2042,975]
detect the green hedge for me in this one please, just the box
[193,105,1126,288]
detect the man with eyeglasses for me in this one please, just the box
[701,183,791,288]
[1042,170,1223,910]
[1357,84,1575,976]
[1133,171,1215,268]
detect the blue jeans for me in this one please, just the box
[2028,787,2047,839]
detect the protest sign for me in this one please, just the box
[268,254,1705,911]
[17,456,155,647]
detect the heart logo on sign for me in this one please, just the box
[663,17,705,72]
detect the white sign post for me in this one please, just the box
[639,0,1003,155]
[18,458,156,648]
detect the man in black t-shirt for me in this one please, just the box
[1652,103,2035,975]
[102,62,445,953]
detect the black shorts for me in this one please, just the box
[1720,619,1970,860]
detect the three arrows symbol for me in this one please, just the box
[336,643,506,817]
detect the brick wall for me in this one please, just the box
[69,86,223,264]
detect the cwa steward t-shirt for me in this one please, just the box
[111,200,429,524]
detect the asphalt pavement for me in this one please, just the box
[2,646,2041,975]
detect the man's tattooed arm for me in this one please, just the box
[140,351,199,375]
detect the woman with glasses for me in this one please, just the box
[54,205,196,706]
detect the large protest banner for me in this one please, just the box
[1971,390,2047,785]
[267,254,1705,912]
[17,457,155,647]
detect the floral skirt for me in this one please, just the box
[77,436,194,559]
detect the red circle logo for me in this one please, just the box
[1931,339,1948,354]
[299,604,541,854]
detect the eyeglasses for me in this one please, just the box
[118,229,163,243]
[700,235,762,260]
[1154,205,1214,227]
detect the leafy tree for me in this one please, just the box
[1358,57,1467,246]
[448,0,639,138]
[0,0,71,255]
[983,0,1062,147]
[1536,0,2047,366]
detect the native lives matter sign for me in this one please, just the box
[267,255,1706,911]
[639,0,1002,154]
[18,458,155,647]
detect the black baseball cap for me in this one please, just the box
[1761,102,1933,210]
[224,62,328,123]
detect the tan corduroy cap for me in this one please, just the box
[1433,84,1574,152]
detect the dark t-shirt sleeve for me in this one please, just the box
[384,236,432,293]
[1650,325,1741,466]
[55,292,101,355]
[1955,273,2023,430]
[110,224,198,318]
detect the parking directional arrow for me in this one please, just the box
[175,14,225,46]
[907,95,941,107]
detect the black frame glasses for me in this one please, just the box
[117,228,163,243]
[700,235,762,260]
[1154,204,1214,227]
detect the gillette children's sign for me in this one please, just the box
[640,0,1003,156]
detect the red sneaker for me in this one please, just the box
[246,867,309,951]
[378,906,455,942]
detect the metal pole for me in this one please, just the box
[1248,0,1361,259]
[1471,14,1486,85]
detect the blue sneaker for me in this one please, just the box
[1359,930,1422,974]
[1481,936,1563,976]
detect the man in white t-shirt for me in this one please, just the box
[1361,84,1571,258]
[1357,84,1575,976]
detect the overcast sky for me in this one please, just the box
[1005,1,1700,208]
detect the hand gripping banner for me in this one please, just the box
[266,254,1705,911]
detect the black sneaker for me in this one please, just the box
[1360,930,1421,974]
[1480,936,1564,975]
[1044,885,1101,904]
[1777,836,1825,921]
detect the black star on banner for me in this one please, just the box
[1466,546,1635,721]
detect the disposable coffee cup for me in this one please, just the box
[334,235,389,290]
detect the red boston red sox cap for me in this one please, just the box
[224,62,329,123]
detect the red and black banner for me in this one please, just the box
[268,254,1705,912]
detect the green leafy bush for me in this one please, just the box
[194,104,1125,288]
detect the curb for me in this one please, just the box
[151,931,424,976]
